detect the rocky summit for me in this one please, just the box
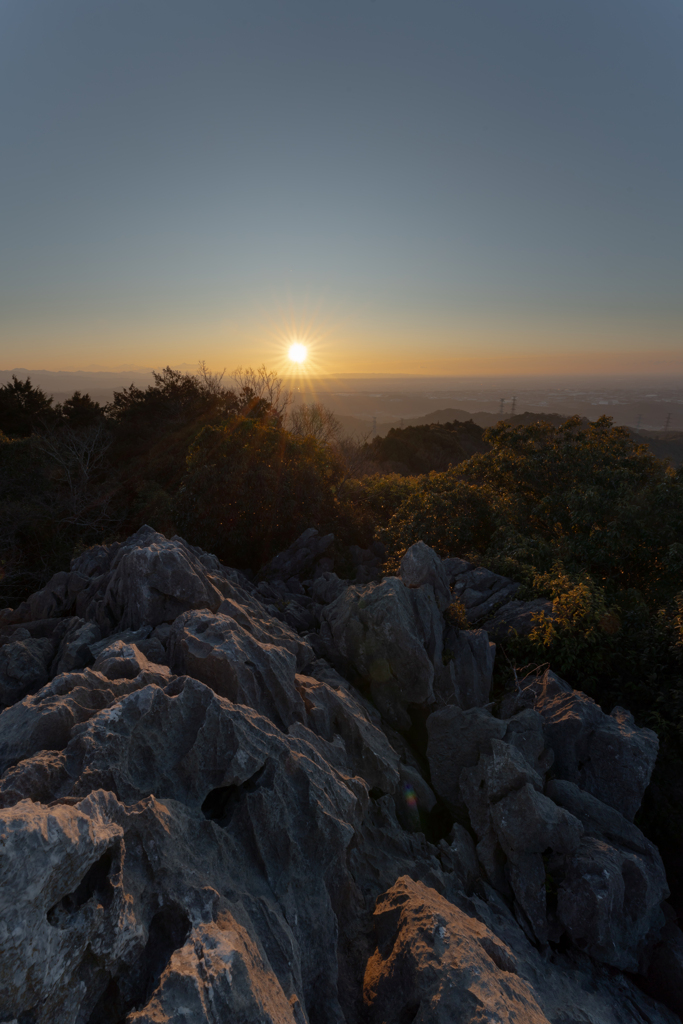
[0,526,681,1023]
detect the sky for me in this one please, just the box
[0,0,682,376]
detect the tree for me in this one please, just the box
[174,416,341,568]
[0,376,54,437]
[230,365,291,422]
[35,421,114,528]
[289,403,343,446]
[55,391,103,430]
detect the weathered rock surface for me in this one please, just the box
[363,876,677,1024]
[320,576,438,730]
[450,564,521,622]
[260,526,335,581]
[483,597,554,639]
[399,540,451,610]
[0,631,54,705]
[440,625,495,708]
[0,528,678,1024]
[535,680,659,821]
[320,544,496,728]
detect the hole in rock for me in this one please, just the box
[201,762,271,828]
[85,902,192,1024]
[421,802,455,845]
[47,847,115,926]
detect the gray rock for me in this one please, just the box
[535,686,659,820]
[483,597,554,640]
[52,617,101,675]
[89,624,152,658]
[364,876,552,1024]
[92,640,172,682]
[399,541,451,610]
[426,705,507,811]
[18,569,91,621]
[293,672,400,793]
[546,779,668,972]
[490,781,583,857]
[440,625,496,709]
[260,527,335,581]
[0,634,53,705]
[0,525,678,1024]
[441,556,475,585]
[0,749,70,807]
[320,577,437,730]
[557,835,666,972]
[363,876,678,1024]
[78,527,230,632]
[459,738,582,940]
[168,610,307,731]
[0,668,149,775]
[309,571,348,605]
[451,565,521,621]
[394,764,437,830]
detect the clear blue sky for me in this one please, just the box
[1,0,681,374]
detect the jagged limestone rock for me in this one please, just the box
[0,526,679,1024]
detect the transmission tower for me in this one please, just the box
[499,398,505,415]
[511,396,517,415]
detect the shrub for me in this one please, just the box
[174,416,342,569]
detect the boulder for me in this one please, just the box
[459,739,582,940]
[547,779,668,972]
[364,876,551,1024]
[320,577,437,730]
[0,668,151,776]
[92,640,171,682]
[0,525,678,1024]
[400,541,451,610]
[363,876,677,1024]
[535,685,659,820]
[440,625,496,709]
[483,597,554,640]
[168,610,307,731]
[52,617,101,675]
[309,571,348,605]
[0,632,54,705]
[451,565,521,622]
[259,527,334,581]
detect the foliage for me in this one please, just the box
[380,474,498,572]
[343,473,421,530]
[363,419,487,474]
[0,375,55,437]
[54,391,104,429]
[173,416,343,568]
[461,416,683,604]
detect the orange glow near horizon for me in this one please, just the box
[1,311,682,378]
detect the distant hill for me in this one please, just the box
[347,408,683,471]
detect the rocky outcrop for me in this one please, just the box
[445,559,521,622]
[0,529,678,1024]
[363,876,677,1024]
[534,679,659,821]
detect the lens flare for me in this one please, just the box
[288,342,307,363]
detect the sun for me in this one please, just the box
[288,342,307,364]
